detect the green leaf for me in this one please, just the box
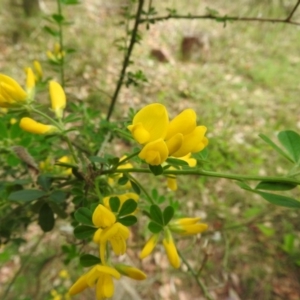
[80,254,101,267]
[88,156,109,164]
[282,233,295,254]
[259,133,293,163]
[48,201,68,219]
[149,164,163,176]
[74,207,93,225]
[118,215,137,226]
[38,203,55,232]
[163,206,174,225]
[118,199,137,217]
[256,191,300,208]
[74,225,97,239]
[255,181,297,191]
[8,189,47,202]
[0,120,8,139]
[278,130,300,163]
[37,175,52,191]
[256,224,275,237]
[150,205,164,225]
[118,176,129,185]
[60,0,80,4]
[43,26,59,37]
[148,221,163,233]
[109,197,120,213]
[166,158,188,167]
[52,14,64,23]
[130,180,140,194]
[49,190,66,203]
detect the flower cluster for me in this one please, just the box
[127,103,208,165]
[69,194,146,299]
[140,217,208,268]
[47,43,65,63]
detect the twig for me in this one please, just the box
[139,13,300,26]
[2,233,45,299]
[286,0,300,21]
[106,0,145,121]
[178,250,214,300]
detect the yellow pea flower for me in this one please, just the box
[99,222,130,263]
[163,230,180,268]
[33,60,43,81]
[169,217,208,236]
[127,103,169,144]
[20,117,58,135]
[166,109,209,157]
[92,204,116,228]
[139,138,169,165]
[49,81,66,119]
[0,74,27,108]
[68,264,121,300]
[139,234,159,259]
[115,264,147,280]
[25,67,35,98]
[108,156,133,189]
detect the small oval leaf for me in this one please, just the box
[118,215,137,226]
[8,190,47,202]
[38,203,55,232]
[74,225,97,239]
[118,199,137,217]
[80,254,101,267]
[74,207,93,225]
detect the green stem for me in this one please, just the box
[178,250,214,300]
[56,0,65,87]
[106,0,145,121]
[117,150,140,167]
[102,167,300,185]
[127,173,154,204]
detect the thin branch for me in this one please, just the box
[286,0,300,21]
[178,250,214,300]
[139,13,300,26]
[106,0,145,121]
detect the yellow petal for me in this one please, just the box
[128,103,169,143]
[172,126,208,157]
[25,67,35,91]
[93,228,103,244]
[68,274,89,295]
[167,176,177,191]
[49,81,66,119]
[127,123,150,144]
[0,74,27,104]
[33,60,43,80]
[165,133,183,155]
[139,139,169,165]
[115,264,147,280]
[178,153,197,167]
[92,204,116,228]
[166,109,196,140]
[139,234,159,259]
[96,274,114,299]
[20,117,58,135]
[163,231,180,268]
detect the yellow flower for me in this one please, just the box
[0,74,27,108]
[49,81,66,119]
[20,117,58,135]
[139,234,159,259]
[92,204,116,228]
[169,217,208,236]
[127,103,169,144]
[139,138,169,165]
[163,230,180,268]
[98,222,130,263]
[25,67,35,98]
[68,264,121,300]
[33,60,43,81]
[57,156,72,175]
[166,153,197,191]
[166,109,208,157]
[114,264,147,280]
[102,193,139,213]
